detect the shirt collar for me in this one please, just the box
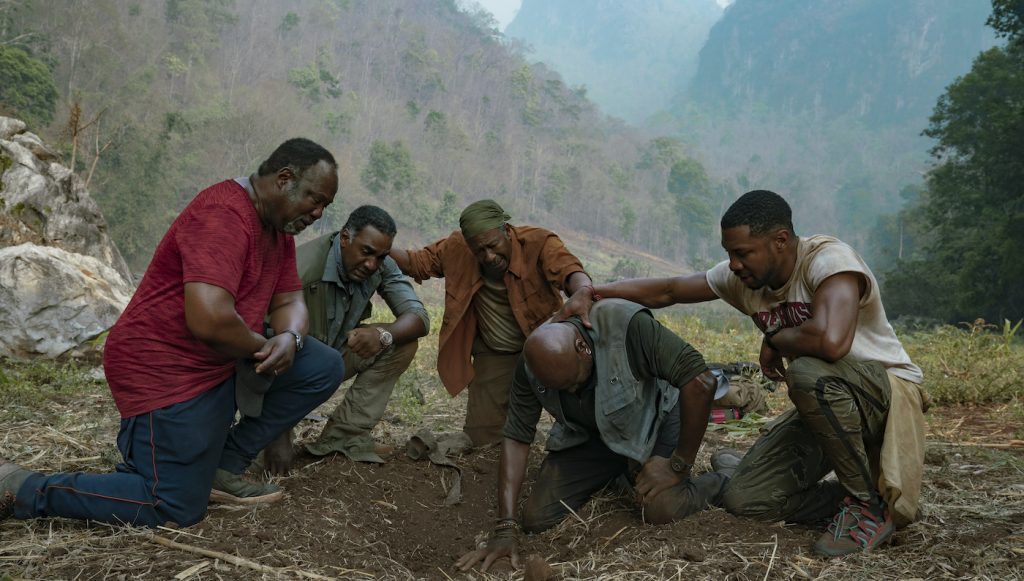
[504,225,525,280]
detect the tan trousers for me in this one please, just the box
[463,337,520,446]
[305,340,418,461]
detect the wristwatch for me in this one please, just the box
[376,327,394,350]
[283,329,304,352]
[669,453,693,475]
[669,454,692,475]
[763,318,784,348]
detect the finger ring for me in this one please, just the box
[273,370,279,376]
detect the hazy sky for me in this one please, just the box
[473,0,520,31]
[473,0,734,31]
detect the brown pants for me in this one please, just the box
[463,337,520,446]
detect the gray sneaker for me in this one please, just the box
[209,469,283,505]
[710,448,744,479]
[1,458,34,520]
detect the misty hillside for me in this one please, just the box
[666,0,996,251]
[506,0,723,124]
[689,0,995,127]
[0,0,716,273]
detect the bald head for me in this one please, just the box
[524,323,592,393]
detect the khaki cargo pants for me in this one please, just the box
[462,337,520,446]
[305,340,418,462]
[721,357,892,523]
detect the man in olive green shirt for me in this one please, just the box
[262,206,429,473]
[456,299,725,572]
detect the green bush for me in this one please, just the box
[902,319,1024,405]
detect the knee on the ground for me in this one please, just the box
[721,486,785,521]
[153,499,208,528]
[520,505,561,534]
[642,494,677,525]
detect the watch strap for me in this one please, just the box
[283,329,303,351]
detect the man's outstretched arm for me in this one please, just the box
[455,438,530,572]
[558,272,718,328]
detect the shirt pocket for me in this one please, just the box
[602,374,640,435]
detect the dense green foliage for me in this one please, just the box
[0,0,716,270]
[0,44,58,126]
[878,0,1024,323]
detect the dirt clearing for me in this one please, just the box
[2,376,1023,580]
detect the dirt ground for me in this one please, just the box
[2,383,1023,580]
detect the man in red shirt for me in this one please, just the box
[0,138,345,528]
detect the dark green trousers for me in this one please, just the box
[721,357,891,523]
[521,436,727,533]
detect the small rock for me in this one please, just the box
[524,554,555,581]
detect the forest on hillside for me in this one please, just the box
[0,0,726,273]
[503,0,1021,323]
[0,0,1020,323]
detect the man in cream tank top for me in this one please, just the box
[558,189,927,557]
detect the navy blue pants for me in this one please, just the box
[13,337,343,527]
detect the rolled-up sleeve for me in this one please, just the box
[539,233,586,291]
[377,257,430,334]
[502,358,544,444]
[403,234,451,283]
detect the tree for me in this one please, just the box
[361,140,416,196]
[901,0,1024,322]
[0,44,57,126]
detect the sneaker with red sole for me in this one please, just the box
[814,496,894,557]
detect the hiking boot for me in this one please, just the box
[209,469,283,505]
[814,497,894,557]
[1,458,34,520]
[710,448,744,479]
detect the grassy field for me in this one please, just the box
[1,308,1022,580]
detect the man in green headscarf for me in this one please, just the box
[391,200,593,445]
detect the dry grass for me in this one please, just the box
[2,308,1024,580]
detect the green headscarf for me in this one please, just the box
[459,199,510,239]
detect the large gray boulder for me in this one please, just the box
[0,116,134,358]
[0,244,133,358]
[0,115,131,282]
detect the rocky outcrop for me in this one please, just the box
[0,244,133,358]
[0,116,134,358]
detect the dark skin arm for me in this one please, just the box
[634,370,716,503]
[345,311,427,358]
[563,271,593,297]
[388,248,411,273]
[455,438,530,572]
[557,273,717,328]
[769,272,865,363]
[185,283,299,374]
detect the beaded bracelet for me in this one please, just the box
[580,284,602,301]
[494,518,520,531]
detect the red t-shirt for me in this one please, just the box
[103,180,302,418]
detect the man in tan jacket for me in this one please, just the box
[390,199,592,445]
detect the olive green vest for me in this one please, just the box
[528,299,679,462]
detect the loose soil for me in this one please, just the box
[2,387,1023,580]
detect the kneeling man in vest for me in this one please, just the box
[263,205,429,472]
[456,298,725,571]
